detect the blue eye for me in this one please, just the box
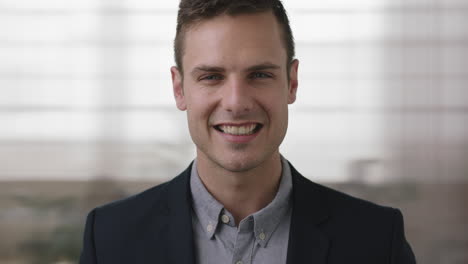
[251,72,271,79]
[201,74,223,81]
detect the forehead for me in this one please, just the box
[182,11,287,72]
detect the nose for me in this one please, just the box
[221,78,254,115]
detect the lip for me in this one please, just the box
[213,122,261,127]
[213,122,262,143]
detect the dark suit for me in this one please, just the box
[79,162,416,263]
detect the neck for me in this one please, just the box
[196,152,283,225]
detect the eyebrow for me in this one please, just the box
[191,65,225,75]
[245,62,281,72]
[190,62,281,76]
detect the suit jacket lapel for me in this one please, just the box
[287,163,331,264]
[160,164,196,264]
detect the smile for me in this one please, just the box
[214,123,263,136]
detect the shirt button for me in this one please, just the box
[207,224,213,232]
[259,232,266,240]
[221,214,230,224]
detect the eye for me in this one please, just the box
[250,72,272,79]
[200,74,223,81]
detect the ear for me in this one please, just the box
[287,59,299,104]
[171,66,187,110]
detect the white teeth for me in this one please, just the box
[218,124,258,135]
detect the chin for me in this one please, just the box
[221,161,257,173]
[215,151,271,173]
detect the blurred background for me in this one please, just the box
[0,0,467,263]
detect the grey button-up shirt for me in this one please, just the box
[190,156,293,264]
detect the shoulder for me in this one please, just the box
[315,179,396,217]
[290,163,401,233]
[89,164,192,227]
[93,180,170,220]
[289,165,415,261]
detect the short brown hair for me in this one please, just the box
[174,0,295,75]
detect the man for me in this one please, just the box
[80,0,416,263]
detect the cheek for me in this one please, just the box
[260,89,290,117]
[185,93,217,125]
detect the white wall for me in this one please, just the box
[0,0,467,182]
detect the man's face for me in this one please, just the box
[171,11,298,173]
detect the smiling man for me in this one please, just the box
[79,1,416,263]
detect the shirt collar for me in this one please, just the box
[252,156,292,247]
[190,156,293,247]
[190,160,224,239]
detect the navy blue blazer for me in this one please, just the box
[79,162,416,263]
